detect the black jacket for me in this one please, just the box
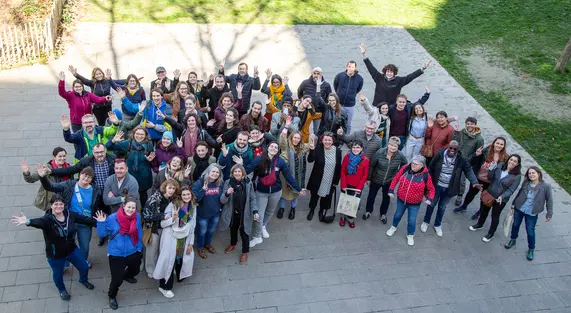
[40,177,102,214]
[202,85,231,117]
[297,75,332,110]
[363,58,424,105]
[429,149,478,196]
[27,210,96,259]
[50,154,116,181]
[306,146,342,194]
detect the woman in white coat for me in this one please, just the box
[152,185,196,298]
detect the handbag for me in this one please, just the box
[320,186,337,224]
[142,222,153,246]
[420,126,445,158]
[480,175,516,208]
[503,209,514,237]
[336,188,361,218]
[259,158,278,186]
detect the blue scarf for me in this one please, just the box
[347,152,363,175]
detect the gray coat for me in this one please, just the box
[339,130,383,160]
[486,164,521,201]
[512,180,553,218]
[368,148,408,185]
[103,173,140,212]
[218,179,257,236]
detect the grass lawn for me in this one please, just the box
[84,0,571,190]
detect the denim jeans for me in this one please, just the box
[196,214,220,248]
[510,209,538,249]
[47,248,89,292]
[75,224,92,260]
[397,135,407,151]
[365,182,391,215]
[423,185,452,227]
[344,106,354,134]
[392,199,421,235]
[279,197,298,209]
[404,135,424,162]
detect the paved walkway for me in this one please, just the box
[0,23,570,313]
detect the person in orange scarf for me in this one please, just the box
[261,69,292,132]
[295,95,322,143]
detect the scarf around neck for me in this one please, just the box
[184,127,199,156]
[50,160,71,181]
[232,141,249,155]
[347,152,363,175]
[116,207,138,246]
[269,84,285,110]
[192,154,211,182]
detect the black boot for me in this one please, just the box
[109,298,118,310]
[288,207,296,220]
[277,207,285,219]
[318,208,324,221]
[307,208,315,221]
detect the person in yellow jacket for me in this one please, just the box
[294,95,322,143]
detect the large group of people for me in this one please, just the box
[14,43,554,310]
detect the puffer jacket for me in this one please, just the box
[369,148,408,185]
[58,80,108,124]
[297,75,332,109]
[389,164,435,204]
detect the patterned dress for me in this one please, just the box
[318,147,337,197]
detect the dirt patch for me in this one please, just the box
[460,46,571,121]
[0,0,53,24]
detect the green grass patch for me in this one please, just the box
[84,0,571,191]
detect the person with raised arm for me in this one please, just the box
[297,67,332,134]
[261,69,292,131]
[219,61,261,115]
[61,112,119,163]
[151,66,180,93]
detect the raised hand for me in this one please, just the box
[59,71,65,81]
[219,60,225,71]
[106,68,112,78]
[337,128,344,136]
[236,82,243,95]
[60,115,71,130]
[424,85,430,93]
[146,121,156,129]
[454,124,460,132]
[226,187,234,195]
[94,211,107,222]
[232,155,243,165]
[112,130,124,143]
[173,69,181,79]
[475,146,483,156]
[36,164,48,177]
[138,100,147,113]
[216,135,223,144]
[265,68,272,80]
[184,164,191,178]
[207,119,216,127]
[203,180,209,191]
[359,43,366,57]
[283,76,289,85]
[11,212,28,226]
[68,65,77,75]
[116,87,126,99]
[423,60,432,70]
[221,143,228,157]
[145,152,156,162]
[253,66,259,78]
[156,109,166,119]
[20,160,30,174]
[308,135,316,150]
[176,137,183,148]
[427,119,434,128]
[172,206,180,220]
[285,115,293,128]
[108,111,119,125]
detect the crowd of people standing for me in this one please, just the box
[13,43,554,310]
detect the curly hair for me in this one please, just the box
[382,64,399,75]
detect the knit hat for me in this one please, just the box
[112,109,123,121]
[162,131,174,142]
[312,67,323,73]
[411,155,426,165]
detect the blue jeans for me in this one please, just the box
[196,214,220,248]
[392,199,420,235]
[344,106,354,134]
[510,209,538,249]
[47,248,89,292]
[398,136,407,151]
[75,224,92,260]
[279,197,298,209]
[423,185,452,227]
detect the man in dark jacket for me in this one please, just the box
[334,61,363,134]
[220,62,261,115]
[202,74,230,119]
[452,117,485,205]
[421,141,481,237]
[297,67,332,133]
[150,66,180,94]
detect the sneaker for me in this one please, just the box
[504,240,516,249]
[262,226,270,239]
[147,272,153,279]
[434,226,443,237]
[420,222,429,233]
[124,277,137,284]
[482,233,494,242]
[527,249,534,261]
[109,297,118,310]
[79,280,94,290]
[59,290,71,301]
[158,287,174,298]
[407,235,415,246]
[469,224,483,231]
[454,196,463,207]
[87,260,92,269]
[471,210,480,220]
[386,226,397,237]
[380,215,387,224]
[362,212,371,220]
[453,206,466,213]
[249,237,263,248]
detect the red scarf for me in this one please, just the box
[116,206,138,246]
[50,160,71,181]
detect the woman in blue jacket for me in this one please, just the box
[95,197,143,310]
[246,141,306,248]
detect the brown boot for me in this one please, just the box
[239,253,248,264]
[204,244,216,254]
[198,248,208,259]
[224,245,236,254]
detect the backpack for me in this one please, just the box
[259,157,279,187]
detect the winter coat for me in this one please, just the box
[39,177,101,215]
[28,210,96,259]
[297,75,332,110]
[338,130,383,160]
[72,73,126,106]
[105,139,154,191]
[428,149,478,196]
[317,105,348,141]
[63,125,118,161]
[219,179,257,235]
[152,202,196,282]
[246,155,302,194]
[333,71,364,108]
[294,108,322,143]
[97,212,143,257]
[222,71,261,113]
[306,146,342,194]
[142,100,172,140]
[261,80,293,114]
[389,165,435,204]
[152,143,186,173]
[150,77,179,94]
[485,164,522,201]
[278,131,309,201]
[58,80,108,124]
[340,154,370,191]
[23,161,68,211]
[270,112,300,138]
[369,148,408,185]
[360,97,391,141]
[363,58,424,105]
[512,181,553,218]
[103,173,140,213]
[202,85,231,116]
[452,127,484,161]
[143,190,172,233]
[218,143,254,180]
[424,124,454,156]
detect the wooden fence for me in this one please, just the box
[0,0,65,67]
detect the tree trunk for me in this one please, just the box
[555,37,571,73]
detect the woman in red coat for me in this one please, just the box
[339,140,369,228]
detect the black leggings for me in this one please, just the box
[461,180,490,208]
[108,251,142,298]
[478,200,507,235]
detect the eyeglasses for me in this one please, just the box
[93,151,106,155]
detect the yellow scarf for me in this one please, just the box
[268,84,286,113]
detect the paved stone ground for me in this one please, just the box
[0,23,570,313]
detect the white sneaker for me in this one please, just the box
[158,287,174,298]
[386,226,397,237]
[407,235,415,246]
[249,237,263,248]
[420,222,429,233]
[147,272,153,279]
[262,226,270,239]
[434,226,443,237]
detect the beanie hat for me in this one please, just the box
[112,109,123,121]
[411,155,426,165]
[312,67,323,73]
[162,131,174,142]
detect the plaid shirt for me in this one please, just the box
[93,159,109,190]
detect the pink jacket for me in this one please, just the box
[58,80,107,124]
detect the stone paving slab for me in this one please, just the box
[0,23,570,313]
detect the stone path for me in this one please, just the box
[0,23,570,313]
